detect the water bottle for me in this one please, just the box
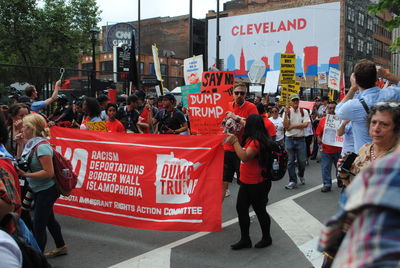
[272,159,279,177]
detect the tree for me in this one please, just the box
[0,0,101,87]
[369,0,400,51]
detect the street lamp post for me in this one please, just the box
[90,27,100,97]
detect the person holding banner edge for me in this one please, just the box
[227,114,273,250]
[222,83,258,200]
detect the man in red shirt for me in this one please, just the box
[315,101,342,192]
[223,83,258,200]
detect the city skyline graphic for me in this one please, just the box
[227,41,339,78]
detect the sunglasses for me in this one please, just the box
[375,102,400,107]
[271,110,278,113]
[234,91,245,96]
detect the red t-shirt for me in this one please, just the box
[139,108,150,134]
[224,101,258,151]
[262,117,277,138]
[315,116,342,154]
[106,120,126,133]
[239,139,264,184]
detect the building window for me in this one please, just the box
[160,64,168,76]
[100,61,113,72]
[149,63,155,75]
[357,39,364,52]
[358,12,365,26]
[366,42,372,55]
[140,62,144,74]
[367,17,373,31]
[347,34,354,49]
[347,7,355,22]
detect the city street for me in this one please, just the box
[47,159,341,268]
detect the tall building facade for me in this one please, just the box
[208,0,395,88]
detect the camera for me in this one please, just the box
[338,152,358,176]
[15,158,30,172]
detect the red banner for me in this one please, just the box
[49,127,224,232]
[299,101,315,110]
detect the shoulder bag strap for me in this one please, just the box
[359,98,369,114]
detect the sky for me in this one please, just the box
[96,0,230,26]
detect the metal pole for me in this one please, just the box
[91,38,96,97]
[216,0,220,70]
[189,0,193,57]
[138,0,141,89]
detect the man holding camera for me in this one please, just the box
[335,59,400,152]
[315,101,342,192]
[24,82,60,113]
[151,93,187,134]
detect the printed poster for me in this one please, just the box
[50,127,224,232]
[184,55,203,85]
[181,83,201,108]
[322,114,343,147]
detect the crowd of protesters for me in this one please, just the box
[1,59,400,266]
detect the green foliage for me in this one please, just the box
[0,0,101,83]
[368,0,400,51]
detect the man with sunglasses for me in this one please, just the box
[222,83,258,200]
[283,94,310,189]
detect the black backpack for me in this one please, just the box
[0,213,51,268]
[262,141,288,181]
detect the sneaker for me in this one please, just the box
[299,177,305,185]
[285,182,297,189]
[45,245,68,258]
[321,186,331,193]
[225,189,231,197]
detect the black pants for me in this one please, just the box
[236,180,272,240]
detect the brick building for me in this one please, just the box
[78,15,206,92]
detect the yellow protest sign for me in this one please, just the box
[86,121,108,132]
[280,53,296,85]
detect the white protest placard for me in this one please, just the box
[264,70,280,94]
[328,67,340,91]
[249,85,262,93]
[152,44,162,82]
[318,72,327,85]
[322,114,344,147]
[184,55,203,85]
[248,60,266,84]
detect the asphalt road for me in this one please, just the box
[46,158,341,268]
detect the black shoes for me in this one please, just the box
[255,237,272,248]
[231,239,252,250]
[321,186,331,192]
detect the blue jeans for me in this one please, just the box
[285,137,307,183]
[33,185,65,251]
[320,151,340,188]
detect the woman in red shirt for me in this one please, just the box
[227,114,273,250]
[106,103,126,133]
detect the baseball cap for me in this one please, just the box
[97,94,110,103]
[161,93,175,102]
[290,94,300,101]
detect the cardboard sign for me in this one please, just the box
[280,53,296,85]
[264,70,280,94]
[184,55,203,85]
[50,127,224,232]
[181,83,201,108]
[86,121,108,132]
[188,92,231,135]
[328,67,340,91]
[322,114,344,147]
[201,71,235,94]
[318,72,327,85]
